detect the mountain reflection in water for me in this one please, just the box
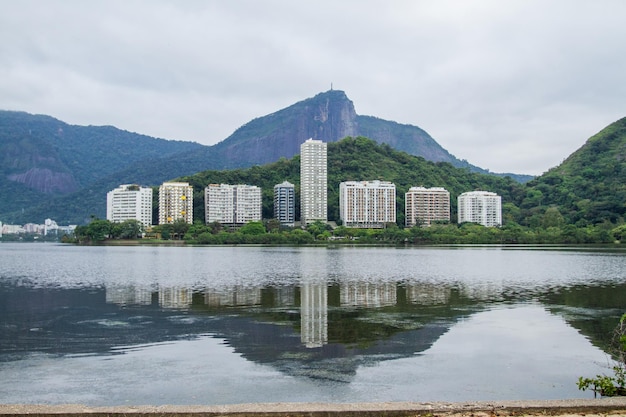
[0,243,625,404]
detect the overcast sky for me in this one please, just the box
[2,1,625,176]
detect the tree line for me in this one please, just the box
[72,132,626,245]
[72,217,626,245]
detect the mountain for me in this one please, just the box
[518,116,626,226]
[214,89,449,165]
[0,111,206,223]
[0,111,206,190]
[178,90,529,180]
[0,90,533,225]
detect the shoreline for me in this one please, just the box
[2,399,626,416]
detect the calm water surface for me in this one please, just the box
[1,243,625,405]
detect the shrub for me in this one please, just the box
[578,314,626,397]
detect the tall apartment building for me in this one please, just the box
[106,184,153,227]
[300,138,327,225]
[339,180,396,228]
[205,184,262,225]
[457,190,502,227]
[405,186,450,227]
[274,181,295,227]
[158,182,194,224]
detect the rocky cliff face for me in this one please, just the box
[211,90,467,169]
[2,135,80,195]
[215,90,359,165]
[8,168,79,194]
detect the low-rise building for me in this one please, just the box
[159,182,193,225]
[405,186,450,227]
[457,190,502,227]
[339,180,396,228]
[274,181,295,227]
[205,184,262,226]
[107,184,153,227]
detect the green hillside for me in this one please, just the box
[71,132,626,245]
[177,136,525,226]
[0,111,207,223]
[518,117,626,227]
[0,111,205,186]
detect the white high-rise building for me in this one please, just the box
[158,182,194,224]
[300,138,327,225]
[405,186,450,227]
[274,181,295,227]
[457,190,502,227]
[205,184,262,225]
[107,184,153,227]
[339,180,396,228]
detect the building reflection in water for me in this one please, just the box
[104,278,464,350]
[159,287,193,309]
[299,249,329,348]
[340,282,396,307]
[105,285,152,306]
[405,283,451,305]
[300,281,328,348]
[272,286,296,307]
[204,286,262,307]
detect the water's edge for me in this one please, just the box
[2,399,626,416]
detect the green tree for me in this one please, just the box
[113,219,143,239]
[75,218,112,242]
[306,221,331,240]
[611,224,626,243]
[264,218,281,233]
[578,314,626,397]
[240,221,266,235]
[541,206,565,228]
[171,219,189,240]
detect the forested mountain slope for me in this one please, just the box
[0,111,205,222]
[177,137,525,225]
[518,117,626,226]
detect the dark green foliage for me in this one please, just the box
[3,108,626,232]
[578,314,626,397]
[74,218,145,242]
[0,93,533,224]
[110,219,144,239]
[169,136,527,227]
[168,135,625,240]
[0,111,206,224]
[74,218,112,242]
[519,117,626,226]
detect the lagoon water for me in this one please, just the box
[0,243,625,405]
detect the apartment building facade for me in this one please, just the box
[300,138,327,225]
[457,190,502,227]
[205,183,262,226]
[274,181,295,227]
[339,180,396,228]
[405,186,450,227]
[106,184,153,227]
[158,182,194,224]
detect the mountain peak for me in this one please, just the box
[214,90,359,164]
[211,89,477,172]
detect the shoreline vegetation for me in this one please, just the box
[65,218,626,246]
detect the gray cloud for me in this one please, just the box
[1,0,625,175]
